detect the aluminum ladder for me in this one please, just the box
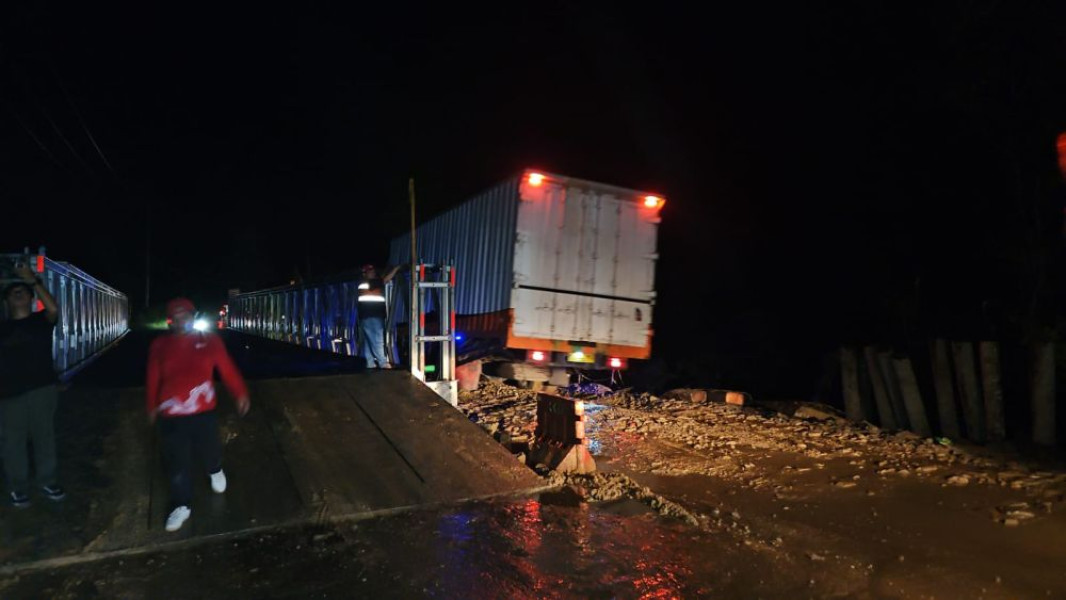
[409,262,458,406]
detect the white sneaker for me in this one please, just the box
[210,469,227,494]
[165,506,191,532]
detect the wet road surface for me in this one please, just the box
[3,329,1066,599]
[3,494,757,599]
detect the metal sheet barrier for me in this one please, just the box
[227,279,370,357]
[1,248,129,381]
[228,265,460,407]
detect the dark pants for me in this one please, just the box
[2,385,59,494]
[158,411,222,510]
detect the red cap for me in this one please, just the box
[166,297,195,318]
[361,264,375,272]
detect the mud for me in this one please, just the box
[3,345,1065,599]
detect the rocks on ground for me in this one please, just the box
[458,378,1066,525]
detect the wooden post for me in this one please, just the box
[409,177,417,269]
[978,341,1006,443]
[891,356,932,438]
[864,346,898,430]
[877,350,910,430]
[930,339,961,440]
[951,341,985,443]
[1031,342,1056,446]
[408,178,418,374]
[856,352,879,421]
[840,347,864,422]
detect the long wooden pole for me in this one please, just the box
[978,341,1006,442]
[864,346,898,430]
[878,350,910,431]
[408,178,418,375]
[892,356,931,438]
[409,177,417,269]
[1032,341,1056,446]
[951,341,985,443]
[930,338,961,439]
[840,347,864,422]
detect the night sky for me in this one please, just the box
[4,3,1066,396]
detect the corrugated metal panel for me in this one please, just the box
[228,278,367,357]
[1,251,129,380]
[511,173,659,346]
[389,177,520,322]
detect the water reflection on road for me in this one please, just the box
[423,495,708,599]
[583,401,609,456]
[3,492,734,599]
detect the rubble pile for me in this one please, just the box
[459,380,539,442]
[458,379,1066,524]
[545,471,699,526]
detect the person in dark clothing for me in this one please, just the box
[357,264,400,369]
[0,262,63,508]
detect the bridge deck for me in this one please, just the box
[0,333,542,569]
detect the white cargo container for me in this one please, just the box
[389,169,664,371]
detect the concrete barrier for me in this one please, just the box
[528,393,596,473]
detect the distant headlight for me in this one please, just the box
[193,319,210,332]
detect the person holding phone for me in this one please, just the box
[0,262,63,508]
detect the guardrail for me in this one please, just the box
[2,247,129,381]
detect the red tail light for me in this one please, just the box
[529,350,547,362]
[643,195,665,209]
[608,357,627,369]
[528,172,545,186]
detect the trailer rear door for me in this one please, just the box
[511,175,659,349]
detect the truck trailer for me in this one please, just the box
[389,169,664,382]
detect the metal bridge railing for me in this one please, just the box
[227,265,459,406]
[1,247,130,381]
[227,277,379,358]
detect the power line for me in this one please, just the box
[51,63,116,174]
[44,64,151,309]
[4,101,68,172]
[41,106,96,178]
[4,46,102,181]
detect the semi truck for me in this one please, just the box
[388,169,664,385]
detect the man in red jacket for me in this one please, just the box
[146,297,250,532]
